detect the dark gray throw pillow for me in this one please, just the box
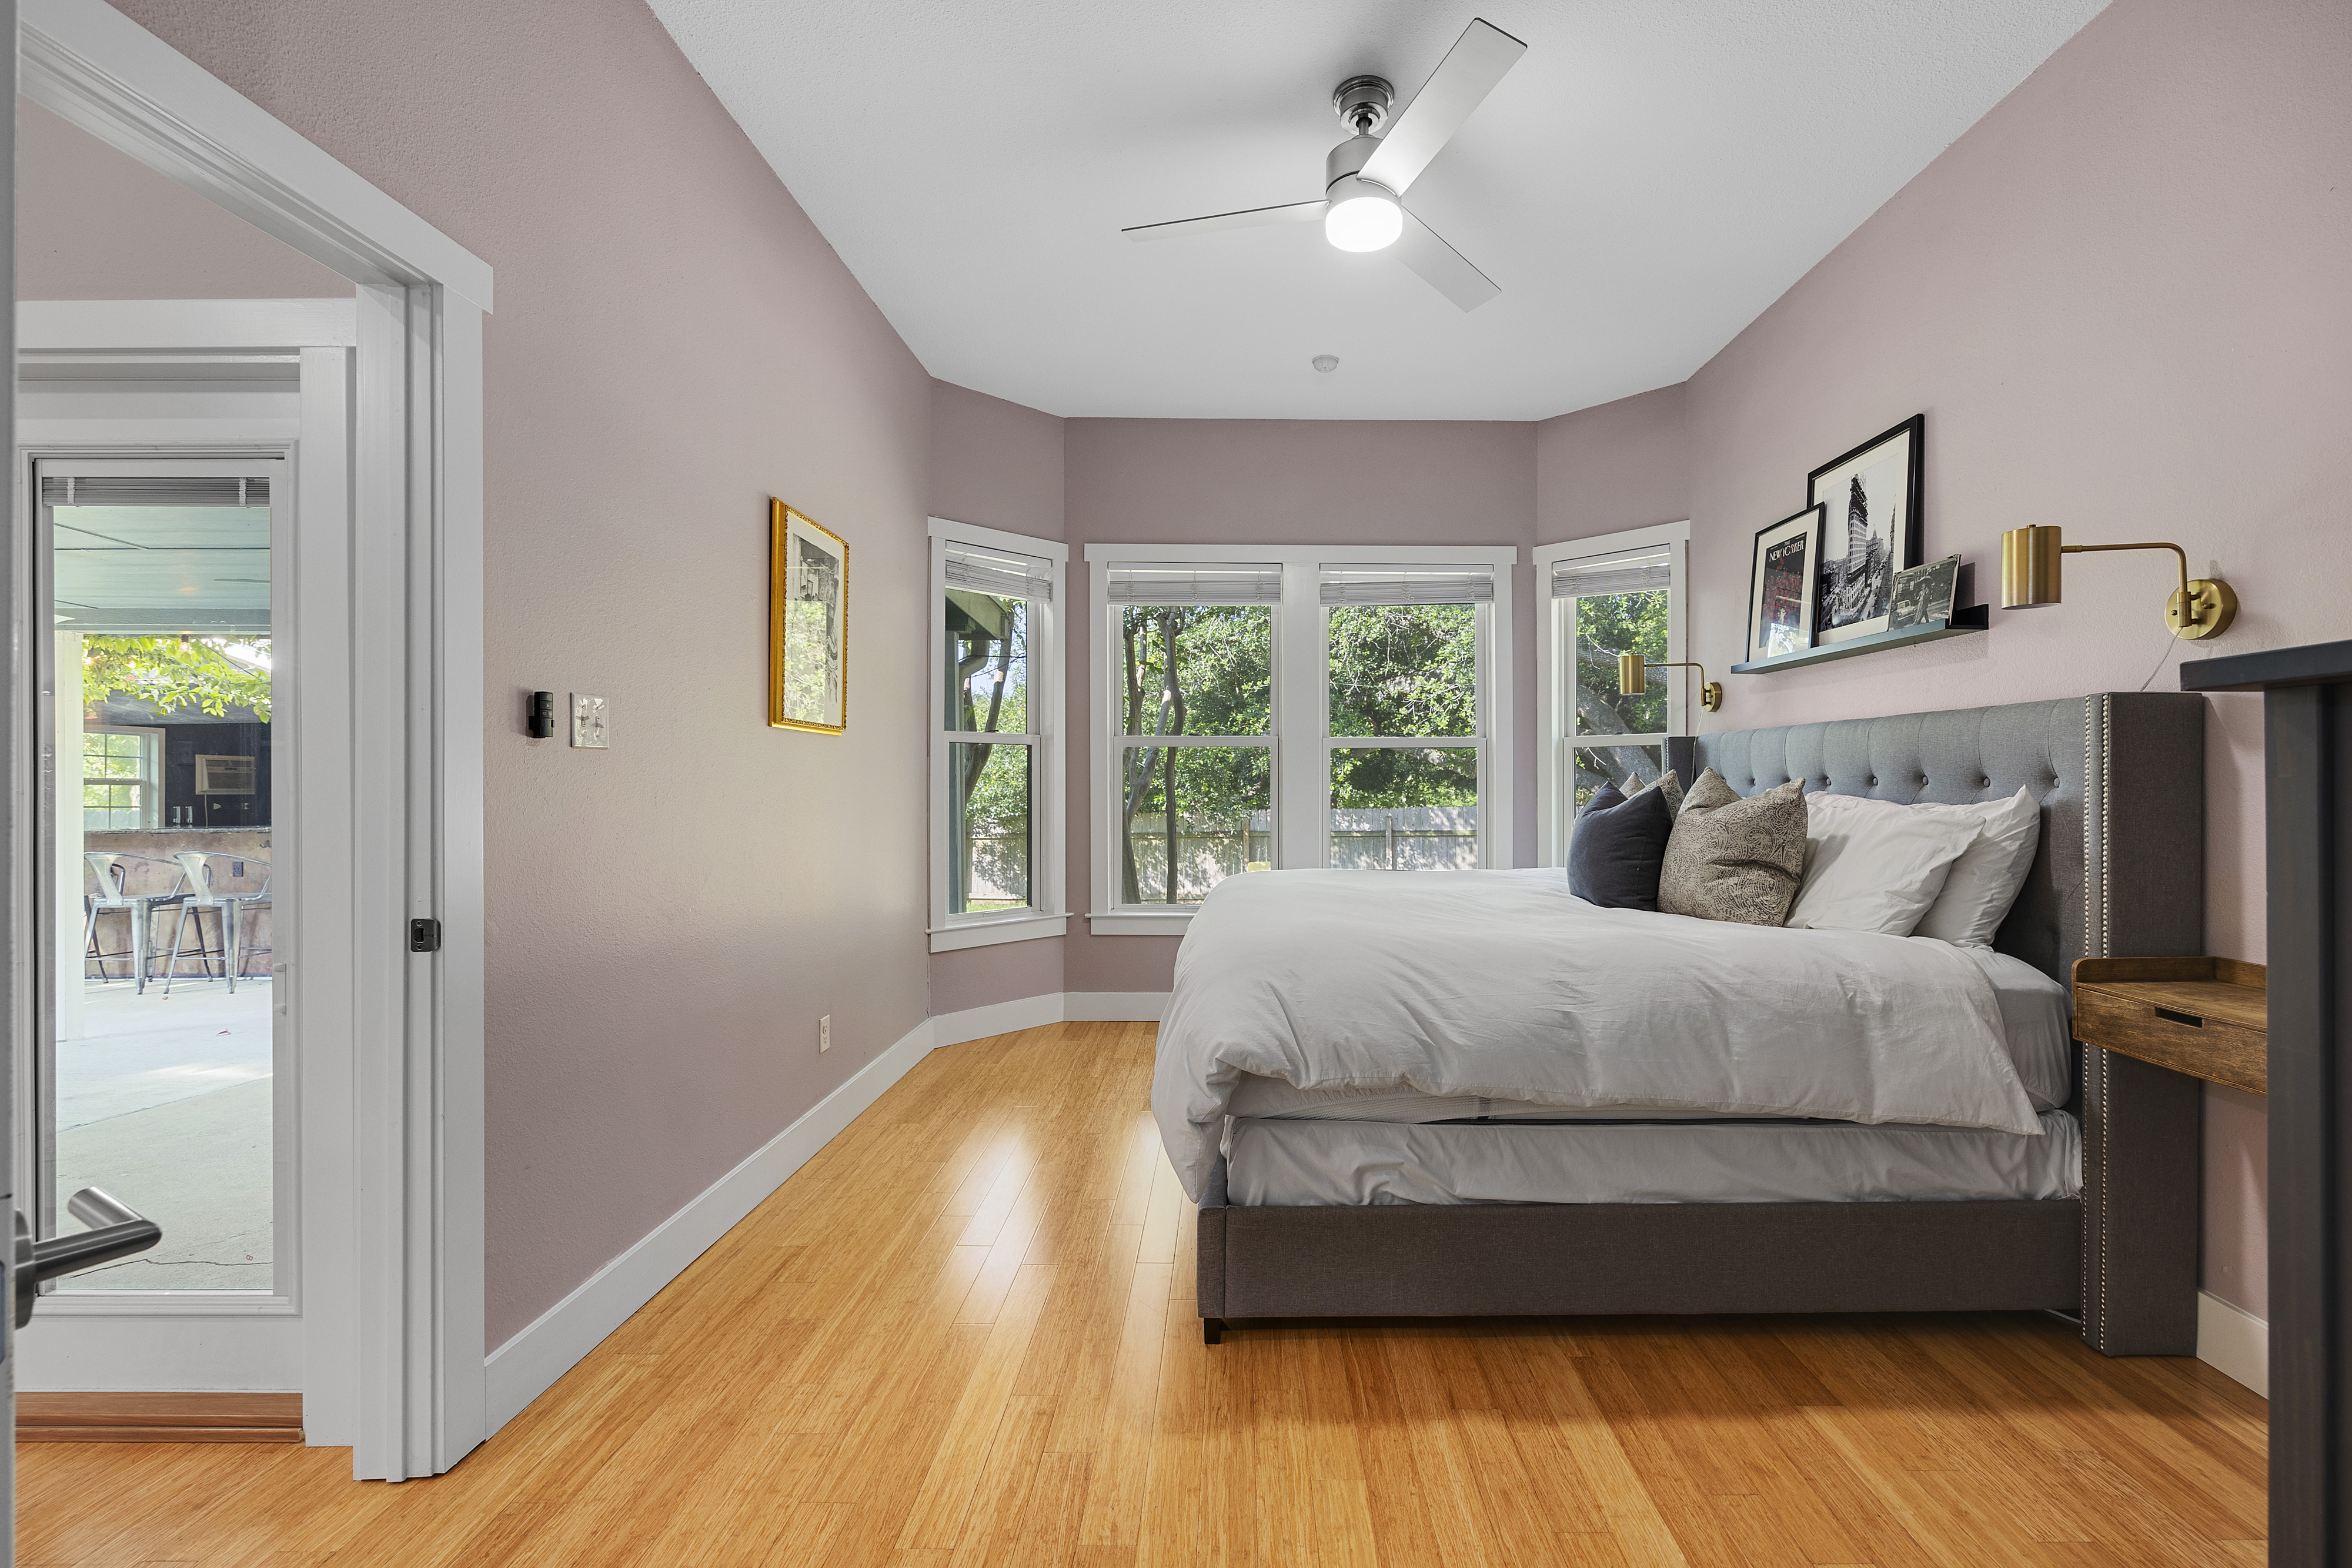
[1567,781,1677,911]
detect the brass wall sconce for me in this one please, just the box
[1619,652,1722,713]
[1999,526,2236,640]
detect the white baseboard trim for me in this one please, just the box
[482,1014,937,1433]
[1066,991,1170,1022]
[931,991,1066,1047]
[2196,1290,2268,1398]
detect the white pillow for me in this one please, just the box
[1912,787,2041,948]
[1784,791,1980,936]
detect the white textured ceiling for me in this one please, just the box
[647,1,2107,420]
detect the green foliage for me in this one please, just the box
[81,636,271,720]
[1121,607,1271,736]
[1327,604,1476,739]
[1331,745,1478,809]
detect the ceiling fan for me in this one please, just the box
[1122,18,1527,312]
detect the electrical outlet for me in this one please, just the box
[819,1015,831,1053]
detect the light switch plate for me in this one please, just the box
[570,693,609,749]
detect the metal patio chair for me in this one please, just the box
[162,850,262,996]
[82,852,186,995]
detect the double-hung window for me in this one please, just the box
[83,727,163,830]
[1106,562,1278,910]
[1089,544,1515,933]
[930,521,1067,952]
[1322,565,1492,870]
[1535,523,1689,865]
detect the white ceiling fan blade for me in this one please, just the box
[1394,210,1500,311]
[1360,18,1528,196]
[1122,200,1327,242]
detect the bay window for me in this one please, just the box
[1089,544,1514,934]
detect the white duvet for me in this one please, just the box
[1151,868,2046,1201]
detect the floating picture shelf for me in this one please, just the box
[1729,603,1989,675]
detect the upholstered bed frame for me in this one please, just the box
[1195,692,2208,1357]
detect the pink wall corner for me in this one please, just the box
[17,98,352,299]
[1676,0,2350,1319]
[929,938,1064,1015]
[928,380,1067,540]
[1061,418,1537,995]
[1535,384,1691,544]
[108,0,938,1348]
[927,379,1069,1014]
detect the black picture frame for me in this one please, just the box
[1746,504,1824,664]
[1809,413,1925,646]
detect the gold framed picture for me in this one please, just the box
[770,499,848,733]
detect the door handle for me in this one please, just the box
[14,1188,163,1327]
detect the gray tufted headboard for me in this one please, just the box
[1665,693,2208,984]
[1669,693,2211,1358]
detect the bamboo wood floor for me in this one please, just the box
[19,1022,2267,1566]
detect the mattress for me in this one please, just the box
[1224,944,2074,1123]
[1223,1109,2082,1206]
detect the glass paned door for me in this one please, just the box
[34,459,285,1295]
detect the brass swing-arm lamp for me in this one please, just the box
[2000,526,2236,640]
[1618,653,1722,713]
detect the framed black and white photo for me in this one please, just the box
[1889,553,1960,631]
[770,499,848,733]
[1809,414,1923,645]
[1746,504,1823,663]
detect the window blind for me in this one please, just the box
[1551,547,1670,599]
[1318,564,1495,605]
[41,476,270,508]
[943,541,1053,601]
[1105,562,1284,604]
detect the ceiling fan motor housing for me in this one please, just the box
[1325,133,1384,192]
[1332,75,1392,135]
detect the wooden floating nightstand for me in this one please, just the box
[2072,957,2266,1096]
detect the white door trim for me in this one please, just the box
[17,2,492,1479]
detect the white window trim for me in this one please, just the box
[1085,541,1517,934]
[928,518,1068,954]
[1534,521,1689,868]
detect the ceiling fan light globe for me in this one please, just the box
[1324,178,1403,252]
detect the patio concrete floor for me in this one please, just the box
[51,977,273,1292]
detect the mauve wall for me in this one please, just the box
[18,99,350,298]
[928,381,1068,1014]
[1060,419,1538,994]
[1665,0,2352,1318]
[1535,385,1690,544]
[108,0,937,1346]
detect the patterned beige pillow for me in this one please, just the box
[1658,768,1806,925]
[1631,770,1683,816]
